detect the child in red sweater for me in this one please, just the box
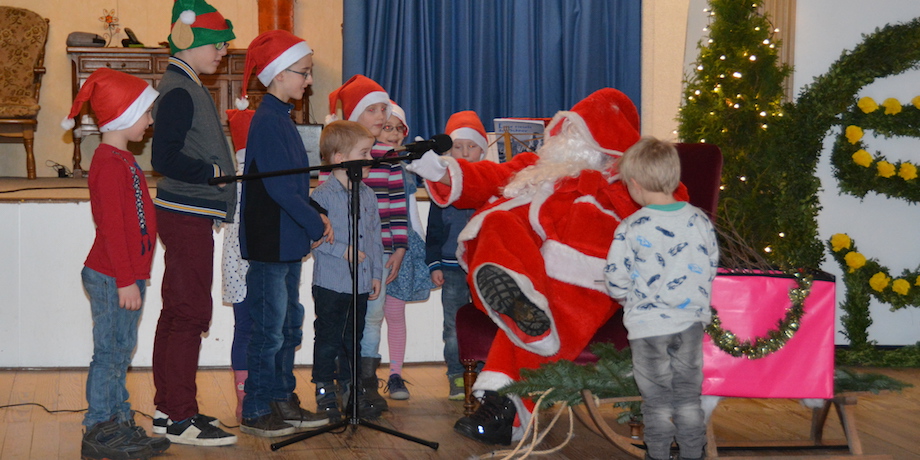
[62,67,169,460]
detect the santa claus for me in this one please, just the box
[408,88,688,445]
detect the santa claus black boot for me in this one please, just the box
[475,264,550,336]
[453,390,516,445]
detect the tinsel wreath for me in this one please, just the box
[706,270,812,359]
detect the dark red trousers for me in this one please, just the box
[152,209,215,421]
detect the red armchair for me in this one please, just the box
[455,143,723,414]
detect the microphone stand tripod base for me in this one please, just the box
[270,158,438,452]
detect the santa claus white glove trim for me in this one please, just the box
[405,150,447,182]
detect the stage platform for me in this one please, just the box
[0,176,151,202]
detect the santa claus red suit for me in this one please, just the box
[409,88,687,445]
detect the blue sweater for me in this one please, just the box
[240,94,325,262]
[425,204,475,272]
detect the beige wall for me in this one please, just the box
[0,0,684,177]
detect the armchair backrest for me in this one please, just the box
[0,7,49,107]
[675,143,723,221]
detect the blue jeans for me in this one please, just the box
[242,261,304,419]
[231,295,254,371]
[360,266,389,358]
[441,268,471,376]
[313,286,368,384]
[629,323,706,460]
[82,267,144,427]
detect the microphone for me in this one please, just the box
[391,134,453,154]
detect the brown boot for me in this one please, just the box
[359,357,388,411]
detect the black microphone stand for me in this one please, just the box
[210,149,439,451]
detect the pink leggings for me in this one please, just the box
[383,295,406,376]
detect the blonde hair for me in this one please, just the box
[319,120,375,164]
[616,136,680,194]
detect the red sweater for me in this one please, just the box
[84,145,157,287]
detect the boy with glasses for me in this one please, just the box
[149,0,238,446]
[236,29,333,437]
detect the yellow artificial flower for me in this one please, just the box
[892,279,910,296]
[869,272,891,292]
[844,251,866,272]
[916,275,920,286]
[857,97,878,113]
[830,233,852,252]
[899,163,918,181]
[852,149,873,167]
[845,125,863,144]
[882,98,902,115]
[877,161,896,178]
[913,96,920,110]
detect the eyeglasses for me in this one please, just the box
[382,124,407,134]
[284,68,312,79]
[214,42,229,51]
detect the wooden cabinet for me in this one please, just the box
[67,47,309,173]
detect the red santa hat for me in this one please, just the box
[226,109,255,151]
[61,67,158,133]
[545,88,640,156]
[236,30,313,110]
[445,110,488,153]
[390,100,409,135]
[326,74,391,125]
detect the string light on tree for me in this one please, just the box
[678,0,796,268]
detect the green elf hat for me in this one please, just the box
[168,0,236,54]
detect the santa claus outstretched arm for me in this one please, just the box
[408,151,538,209]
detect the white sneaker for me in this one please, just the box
[153,410,220,435]
[166,414,237,446]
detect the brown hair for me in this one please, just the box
[617,136,681,194]
[319,120,375,164]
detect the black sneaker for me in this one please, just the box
[240,412,296,438]
[315,383,342,422]
[475,264,550,336]
[453,390,516,445]
[385,374,410,400]
[270,393,329,428]
[82,419,153,460]
[152,410,218,435]
[122,418,170,455]
[166,414,237,446]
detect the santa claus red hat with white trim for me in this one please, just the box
[326,74,391,125]
[445,110,488,153]
[545,88,640,157]
[235,30,312,110]
[61,67,158,133]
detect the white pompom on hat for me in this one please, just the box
[235,30,313,110]
[544,88,640,157]
[61,67,158,133]
[326,74,390,125]
[445,110,488,153]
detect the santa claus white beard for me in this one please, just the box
[501,131,615,199]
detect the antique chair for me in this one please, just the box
[456,142,724,415]
[0,7,49,180]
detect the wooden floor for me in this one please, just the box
[1,364,918,459]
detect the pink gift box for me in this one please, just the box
[702,270,836,399]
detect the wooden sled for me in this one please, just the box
[576,390,892,460]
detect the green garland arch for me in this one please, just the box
[789,17,920,346]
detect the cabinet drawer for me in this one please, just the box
[77,56,154,73]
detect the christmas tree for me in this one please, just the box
[678,0,823,270]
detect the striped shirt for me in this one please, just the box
[319,141,409,253]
